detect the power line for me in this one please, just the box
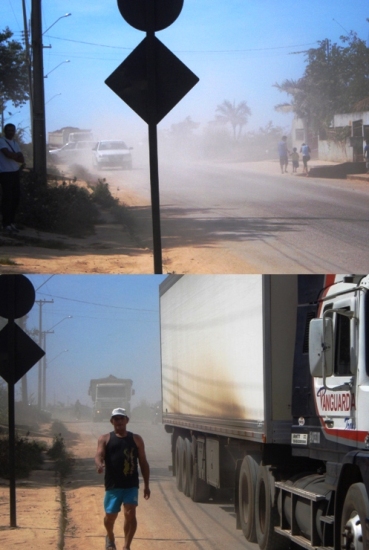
[36,292,157,312]
[44,34,318,54]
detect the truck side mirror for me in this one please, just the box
[309,317,333,377]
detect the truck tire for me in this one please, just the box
[239,455,258,542]
[182,438,191,497]
[341,482,369,550]
[175,436,184,492]
[190,436,211,503]
[255,465,288,550]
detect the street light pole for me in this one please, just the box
[46,93,61,105]
[43,13,71,35]
[44,60,70,78]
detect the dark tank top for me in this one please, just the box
[104,431,139,490]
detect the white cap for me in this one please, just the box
[111,408,129,419]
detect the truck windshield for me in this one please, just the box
[97,385,125,397]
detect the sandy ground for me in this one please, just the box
[0,424,61,549]
[0,158,357,275]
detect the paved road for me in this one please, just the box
[105,160,369,273]
[64,419,250,550]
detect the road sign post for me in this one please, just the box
[105,0,199,273]
[0,275,45,527]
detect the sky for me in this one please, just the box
[3,1,369,144]
[3,275,166,409]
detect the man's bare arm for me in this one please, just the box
[0,147,24,163]
[95,433,108,473]
[134,434,150,499]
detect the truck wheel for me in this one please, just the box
[175,436,184,492]
[255,465,288,550]
[341,482,369,550]
[182,438,191,497]
[239,455,258,542]
[190,436,211,503]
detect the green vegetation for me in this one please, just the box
[0,27,29,127]
[274,32,369,136]
[0,256,17,265]
[0,433,46,479]
[47,431,74,479]
[19,170,99,237]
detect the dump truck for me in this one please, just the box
[88,375,134,422]
[48,127,93,149]
[160,274,369,550]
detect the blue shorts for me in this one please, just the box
[104,487,138,513]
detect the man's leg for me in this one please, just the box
[104,513,118,547]
[0,176,12,228]
[123,504,137,550]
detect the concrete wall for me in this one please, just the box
[318,139,352,162]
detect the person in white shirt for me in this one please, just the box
[0,123,25,233]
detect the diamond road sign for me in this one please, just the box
[0,322,45,384]
[105,36,199,124]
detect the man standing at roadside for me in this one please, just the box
[278,135,289,174]
[0,123,25,234]
[95,408,150,550]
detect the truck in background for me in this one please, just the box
[48,127,94,149]
[88,375,134,422]
[160,275,369,550]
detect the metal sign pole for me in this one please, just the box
[146,0,163,274]
[8,278,16,527]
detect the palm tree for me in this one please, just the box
[215,100,251,140]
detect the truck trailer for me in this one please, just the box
[160,274,369,550]
[88,375,134,422]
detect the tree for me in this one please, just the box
[274,32,369,136]
[215,99,251,140]
[0,27,29,129]
[169,116,200,139]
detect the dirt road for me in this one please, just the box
[62,419,249,550]
[0,163,253,275]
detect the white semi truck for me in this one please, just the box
[160,275,369,550]
[88,375,134,422]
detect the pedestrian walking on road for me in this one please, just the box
[0,123,25,234]
[95,408,150,550]
[364,139,369,173]
[290,147,300,173]
[300,143,311,175]
[278,135,289,174]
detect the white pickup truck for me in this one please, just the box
[49,140,97,165]
[92,140,132,170]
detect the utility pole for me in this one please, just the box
[31,0,47,184]
[35,299,53,409]
[22,0,33,140]
[41,329,54,409]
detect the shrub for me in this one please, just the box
[47,433,74,479]
[90,179,118,208]
[0,434,46,479]
[18,170,99,236]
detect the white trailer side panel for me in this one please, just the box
[161,275,265,422]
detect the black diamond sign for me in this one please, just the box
[105,36,199,124]
[0,323,45,384]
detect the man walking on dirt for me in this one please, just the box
[95,408,150,550]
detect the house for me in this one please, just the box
[318,111,369,163]
[291,118,318,158]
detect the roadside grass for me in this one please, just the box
[0,256,17,265]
